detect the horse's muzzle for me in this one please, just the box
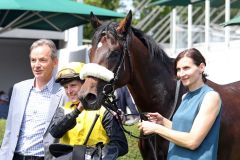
[79,93,102,110]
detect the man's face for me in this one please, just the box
[63,80,82,102]
[30,45,58,83]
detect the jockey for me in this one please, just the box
[49,62,128,160]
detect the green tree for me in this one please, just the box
[84,0,120,10]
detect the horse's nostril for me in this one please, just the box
[85,93,97,105]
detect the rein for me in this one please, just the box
[168,80,181,119]
[100,79,181,140]
[101,85,153,139]
[100,80,181,160]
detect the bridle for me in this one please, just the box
[98,29,151,139]
[101,80,180,160]
[93,26,181,160]
[101,85,154,139]
[103,29,133,85]
[98,28,181,139]
[101,80,181,139]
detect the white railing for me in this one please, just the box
[162,40,240,84]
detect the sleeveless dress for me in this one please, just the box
[167,85,221,160]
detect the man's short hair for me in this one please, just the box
[30,39,57,59]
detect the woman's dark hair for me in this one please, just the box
[174,48,207,83]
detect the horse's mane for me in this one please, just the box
[131,27,172,62]
[92,21,174,66]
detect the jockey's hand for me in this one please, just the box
[146,112,164,125]
[115,109,126,123]
[77,102,84,112]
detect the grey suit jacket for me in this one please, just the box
[0,78,65,160]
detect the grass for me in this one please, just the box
[119,124,143,160]
[0,119,6,145]
[0,119,142,159]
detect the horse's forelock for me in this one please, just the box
[92,22,119,47]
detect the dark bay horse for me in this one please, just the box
[78,11,240,160]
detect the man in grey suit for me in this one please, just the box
[0,39,65,160]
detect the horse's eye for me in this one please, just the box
[109,51,121,59]
[101,32,106,37]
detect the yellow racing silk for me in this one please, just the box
[59,102,109,147]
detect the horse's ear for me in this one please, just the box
[116,10,132,34]
[90,12,102,29]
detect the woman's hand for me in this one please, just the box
[138,121,159,135]
[146,112,164,125]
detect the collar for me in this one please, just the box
[65,101,80,109]
[32,77,55,92]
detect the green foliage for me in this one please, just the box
[84,0,120,10]
[0,119,6,145]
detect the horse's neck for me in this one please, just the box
[127,38,181,116]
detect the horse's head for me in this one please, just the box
[79,11,133,110]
